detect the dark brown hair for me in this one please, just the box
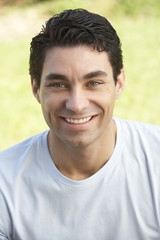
[29,9,123,87]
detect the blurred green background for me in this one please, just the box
[0,0,160,150]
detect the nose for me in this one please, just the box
[66,88,89,113]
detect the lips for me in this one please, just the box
[64,116,92,124]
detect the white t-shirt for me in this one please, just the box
[0,118,160,240]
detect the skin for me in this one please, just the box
[31,45,125,180]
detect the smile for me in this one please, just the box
[64,116,92,124]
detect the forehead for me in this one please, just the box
[41,45,113,78]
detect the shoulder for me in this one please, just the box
[0,131,49,234]
[115,117,160,160]
[0,131,49,180]
[115,118,160,140]
[115,118,160,171]
[0,130,49,158]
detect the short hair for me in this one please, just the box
[29,9,123,87]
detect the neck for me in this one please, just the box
[48,119,117,180]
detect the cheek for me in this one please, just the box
[98,92,116,117]
[95,89,116,106]
[41,93,66,113]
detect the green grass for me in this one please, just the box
[0,1,160,150]
[0,40,48,149]
[114,17,160,124]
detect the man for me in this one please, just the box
[0,8,160,240]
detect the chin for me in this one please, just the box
[63,135,96,148]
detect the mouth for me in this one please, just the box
[63,116,94,124]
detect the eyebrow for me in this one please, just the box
[45,70,108,82]
[45,73,68,81]
[83,70,108,79]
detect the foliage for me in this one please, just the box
[0,0,46,6]
[113,0,160,17]
[1,0,160,17]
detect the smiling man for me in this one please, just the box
[0,9,160,240]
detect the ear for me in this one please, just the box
[115,68,125,100]
[31,77,41,103]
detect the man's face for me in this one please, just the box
[32,46,124,148]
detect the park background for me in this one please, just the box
[0,0,160,150]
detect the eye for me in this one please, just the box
[87,81,102,87]
[49,82,66,88]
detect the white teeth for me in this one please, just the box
[65,116,92,124]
